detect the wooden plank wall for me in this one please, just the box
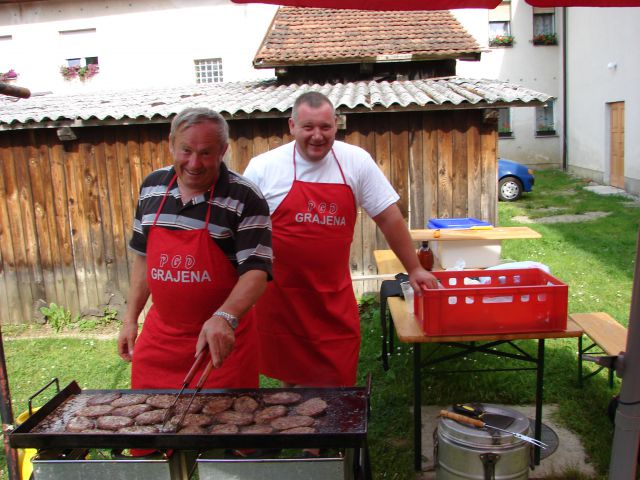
[0,109,496,324]
[228,110,498,297]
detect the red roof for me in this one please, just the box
[254,7,482,68]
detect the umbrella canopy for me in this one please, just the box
[231,2,640,477]
[232,0,640,8]
[233,0,502,8]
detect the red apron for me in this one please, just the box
[131,174,258,390]
[256,147,359,387]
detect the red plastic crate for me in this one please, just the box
[415,268,568,336]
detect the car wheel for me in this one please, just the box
[499,176,523,201]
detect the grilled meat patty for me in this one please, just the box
[75,404,114,418]
[254,405,288,425]
[233,395,259,413]
[96,415,134,431]
[262,392,302,405]
[271,415,314,430]
[202,396,234,415]
[281,426,316,434]
[241,424,274,434]
[135,409,167,426]
[294,397,328,417]
[111,403,152,418]
[66,416,95,432]
[111,394,150,407]
[210,423,239,434]
[170,413,214,427]
[214,411,254,426]
[118,425,159,434]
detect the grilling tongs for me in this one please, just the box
[160,349,214,432]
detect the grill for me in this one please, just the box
[10,380,371,480]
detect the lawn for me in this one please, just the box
[1,169,638,479]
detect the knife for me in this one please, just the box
[440,410,547,449]
[453,403,515,430]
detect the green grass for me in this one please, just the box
[358,170,639,479]
[1,169,638,479]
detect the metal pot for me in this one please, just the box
[435,404,531,480]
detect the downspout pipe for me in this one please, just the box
[608,228,640,479]
[562,7,567,171]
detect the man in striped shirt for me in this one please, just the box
[118,107,272,391]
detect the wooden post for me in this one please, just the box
[0,82,30,99]
[0,324,20,479]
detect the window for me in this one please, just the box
[195,58,223,84]
[536,101,556,135]
[64,57,99,69]
[533,7,557,45]
[489,2,513,46]
[59,28,99,79]
[61,56,99,81]
[65,56,98,68]
[498,108,513,137]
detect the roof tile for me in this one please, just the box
[254,7,482,67]
[0,78,552,128]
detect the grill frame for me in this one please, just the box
[10,381,369,451]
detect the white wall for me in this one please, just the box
[0,0,277,94]
[566,8,640,192]
[453,1,563,169]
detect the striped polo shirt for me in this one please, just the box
[129,163,272,278]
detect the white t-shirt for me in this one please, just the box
[243,140,399,218]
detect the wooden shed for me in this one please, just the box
[0,78,551,324]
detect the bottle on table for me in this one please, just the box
[417,241,434,271]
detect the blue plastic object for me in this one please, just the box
[427,217,492,229]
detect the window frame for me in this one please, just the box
[498,108,513,138]
[533,8,557,45]
[194,58,224,84]
[489,2,513,47]
[535,101,556,136]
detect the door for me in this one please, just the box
[609,102,625,189]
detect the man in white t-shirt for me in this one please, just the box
[244,91,437,389]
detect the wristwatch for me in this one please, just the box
[213,311,238,331]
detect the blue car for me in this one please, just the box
[498,158,535,201]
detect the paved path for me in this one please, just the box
[417,404,596,479]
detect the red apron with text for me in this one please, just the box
[131,175,258,390]
[257,148,359,387]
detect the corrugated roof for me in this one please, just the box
[253,7,482,67]
[0,78,552,129]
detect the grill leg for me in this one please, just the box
[533,339,545,466]
[578,335,584,387]
[414,343,422,471]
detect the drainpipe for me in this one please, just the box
[561,7,567,171]
[608,228,640,479]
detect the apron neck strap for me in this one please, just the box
[153,174,214,228]
[293,146,347,184]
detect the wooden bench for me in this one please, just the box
[570,312,628,387]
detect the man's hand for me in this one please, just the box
[409,266,439,295]
[196,315,236,368]
[117,320,139,362]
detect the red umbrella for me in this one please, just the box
[232,0,640,8]
[232,2,640,477]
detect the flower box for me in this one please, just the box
[489,35,514,47]
[60,64,100,81]
[0,69,18,82]
[533,34,557,45]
